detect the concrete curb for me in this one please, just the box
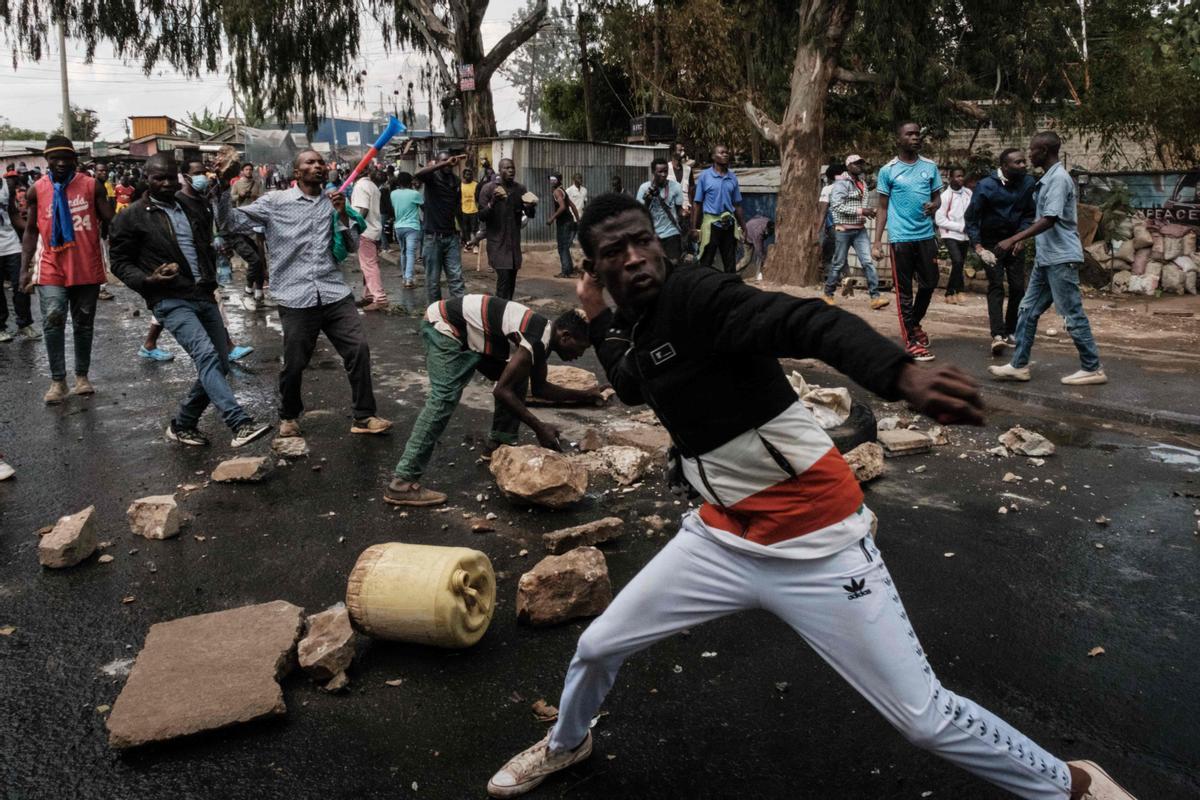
[983,383,1200,435]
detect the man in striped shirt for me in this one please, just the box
[385,294,601,507]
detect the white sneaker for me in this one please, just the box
[0,329,13,343]
[1067,760,1138,799]
[1061,369,1107,386]
[988,363,1031,381]
[0,459,14,480]
[487,732,593,798]
[260,294,279,308]
[241,294,259,312]
[990,335,1007,356]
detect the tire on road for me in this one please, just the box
[826,398,877,454]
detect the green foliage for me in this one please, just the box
[185,106,228,133]
[1064,0,1200,167]
[500,0,578,130]
[53,105,99,140]
[541,66,631,142]
[0,117,47,140]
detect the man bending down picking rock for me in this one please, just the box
[384,294,601,507]
[486,192,1136,800]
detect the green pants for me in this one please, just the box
[393,322,526,481]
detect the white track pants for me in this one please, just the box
[548,512,1072,799]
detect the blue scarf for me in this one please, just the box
[49,171,77,251]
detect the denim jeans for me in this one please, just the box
[555,221,577,275]
[1010,262,1101,372]
[824,228,880,297]
[154,298,253,431]
[38,284,100,380]
[423,233,466,303]
[395,227,420,283]
[394,322,526,481]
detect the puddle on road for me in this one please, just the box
[1146,444,1200,472]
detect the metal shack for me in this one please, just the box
[476,136,669,244]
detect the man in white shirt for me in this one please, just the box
[351,168,387,311]
[565,174,588,220]
[935,166,971,305]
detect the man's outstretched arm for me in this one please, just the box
[681,271,983,424]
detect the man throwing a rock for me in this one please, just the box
[486,192,1136,800]
[110,153,270,448]
[219,150,392,438]
[384,294,599,507]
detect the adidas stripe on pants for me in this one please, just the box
[548,511,1072,799]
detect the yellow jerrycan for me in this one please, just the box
[345,543,495,648]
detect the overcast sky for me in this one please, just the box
[2,1,530,141]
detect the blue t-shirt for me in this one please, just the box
[877,156,942,242]
[637,179,685,239]
[390,188,423,230]
[693,167,742,216]
[1033,162,1083,266]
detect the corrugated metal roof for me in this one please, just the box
[736,166,781,192]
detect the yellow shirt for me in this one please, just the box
[461,181,478,215]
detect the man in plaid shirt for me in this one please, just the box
[825,155,889,310]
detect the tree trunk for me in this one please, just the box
[745,0,856,287]
[465,86,498,138]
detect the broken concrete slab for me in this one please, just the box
[999,426,1056,457]
[105,600,304,749]
[126,495,181,540]
[517,547,612,627]
[38,505,98,568]
[877,429,933,458]
[490,445,588,509]
[843,442,885,482]
[606,424,672,458]
[211,456,272,483]
[543,517,624,554]
[270,436,310,459]
[297,603,358,682]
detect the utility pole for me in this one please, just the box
[576,6,594,141]
[329,94,340,168]
[58,22,72,139]
[228,72,241,139]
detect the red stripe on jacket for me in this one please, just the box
[698,446,864,546]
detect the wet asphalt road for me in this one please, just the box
[1,266,1198,800]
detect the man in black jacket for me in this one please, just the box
[110,153,270,449]
[965,149,1037,356]
[486,193,1134,800]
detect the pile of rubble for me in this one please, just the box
[1084,216,1198,296]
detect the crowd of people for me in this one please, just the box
[813,122,1106,385]
[0,127,1136,800]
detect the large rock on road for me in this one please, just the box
[517,547,613,626]
[490,445,588,508]
[38,505,98,568]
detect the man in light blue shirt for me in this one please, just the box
[689,144,747,272]
[989,131,1105,386]
[872,121,942,361]
[637,158,685,264]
